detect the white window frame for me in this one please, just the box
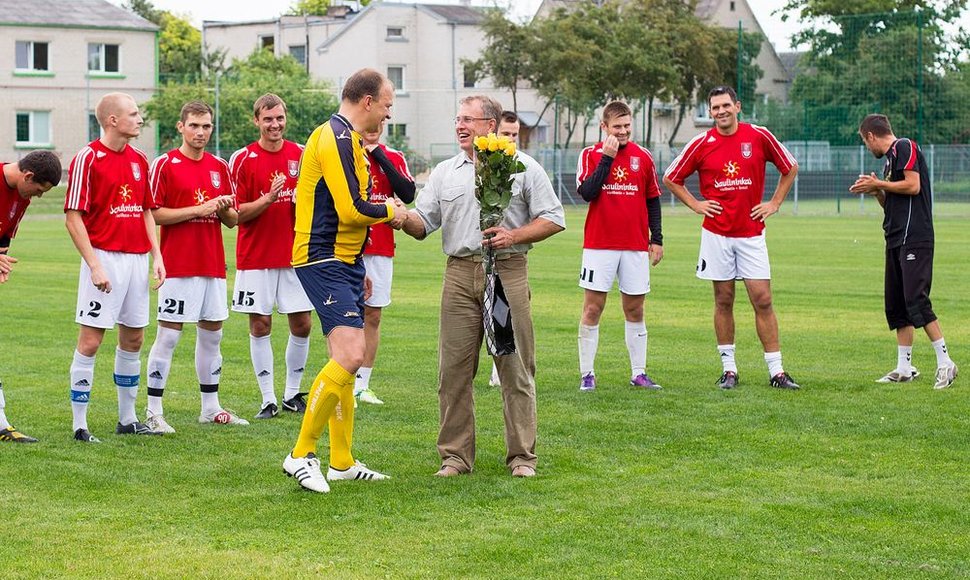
[693,101,713,126]
[259,35,275,52]
[88,42,120,73]
[15,40,50,72]
[15,111,52,147]
[387,65,405,94]
[288,44,306,65]
[385,26,406,40]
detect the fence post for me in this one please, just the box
[928,143,934,209]
[214,72,221,158]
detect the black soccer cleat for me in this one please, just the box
[0,426,38,443]
[716,371,739,390]
[115,421,163,435]
[73,428,101,443]
[770,372,801,390]
[255,402,279,419]
[282,392,308,414]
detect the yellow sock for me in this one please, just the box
[328,380,356,470]
[292,360,352,458]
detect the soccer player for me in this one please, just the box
[663,85,800,390]
[283,68,404,493]
[399,96,565,478]
[65,93,166,442]
[576,101,663,392]
[850,114,958,389]
[353,120,416,405]
[229,94,313,419]
[144,100,245,433]
[0,150,61,442]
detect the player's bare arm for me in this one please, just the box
[399,209,427,239]
[663,177,722,217]
[237,174,284,223]
[648,244,664,266]
[215,196,238,228]
[142,210,166,290]
[65,210,112,293]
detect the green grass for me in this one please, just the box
[2,191,969,578]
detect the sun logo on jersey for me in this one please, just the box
[194,189,208,205]
[269,170,285,185]
[612,166,628,182]
[118,184,133,203]
[722,161,741,178]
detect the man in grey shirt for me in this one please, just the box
[399,95,565,478]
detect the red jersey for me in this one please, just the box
[150,149,235,278]
[64,140,152,254]
[665,123,795,238]
[364,144,411,258]
[229,140,303,270]
[577,141,660,251]
[1,163,31,241]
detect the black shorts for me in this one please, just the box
[295,259,366,335]
[885,243,936,330]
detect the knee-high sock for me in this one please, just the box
[114,347,141,425]
[0,382,9,430]
[284,334,309,401]
[329,381,356,470]
[250,334,276,406]
[70,350,96,432]
[718,344,737,373]
[353,366,372,395]
[578,324,599,376]
[146,326,181,417]
[292,360,351,458]
[625,320,648,378]
[196,327,224,414]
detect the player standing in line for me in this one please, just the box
[65,93,166,442]
[576,101,664,392]
[283,69,404,493]
[850,113,957,389]
[353,120,416,405]
[229,94,313,419]
[663,86,800,390]
[0,151,61,442]
[144,100,245,432]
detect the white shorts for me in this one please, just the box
[231,268,312,315]
[696,229,771,281]
[75,249,149,329]
[362,254,393,308]
[157,277,229,323]
[578,249,650,295]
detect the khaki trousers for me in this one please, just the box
[437,254,537,472]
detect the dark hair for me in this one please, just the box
[602,101,632,122]
[459,95,502,126]
[254,93,286,118]
[180,100,214,123]
[859,114,893,137]
[342,68,388,103]
[18,150,61,187]
[500,110,519,125]
[708,85,738,105]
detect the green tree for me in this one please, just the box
[287,0,371,15]
[462,9,534,112]
[124,0,224,78]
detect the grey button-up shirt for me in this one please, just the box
[414,150,566,257]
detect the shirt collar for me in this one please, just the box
[451,150,474,170]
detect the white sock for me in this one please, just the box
[718,344,737,373]
[70,350,96,432]
[146,326,181,417]
[625,320,647,378]
[284,334,309,400]
[114,347,141,426]
[0,382,9,430]
[250,334,276,406]
[765,351,784,377]
[578,324,599,376]
[931,338,953,366]
[196,327,223,415]
[490,363,500,385]
[896,345,913,375]
[354,367,373,395]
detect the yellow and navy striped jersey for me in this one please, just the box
[292,114,395,266]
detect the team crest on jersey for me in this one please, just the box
[630,157,641,172]
[130,163,142,181]
[210,171,221,189]
[741,142,753,159]
[288,160,299,177]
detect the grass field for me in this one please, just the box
[2,193,968,578]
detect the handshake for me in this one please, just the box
[386,197,410,230]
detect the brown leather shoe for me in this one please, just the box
[435,465,462,477]
[511,465,536,478]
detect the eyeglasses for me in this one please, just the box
[454,116,490,125]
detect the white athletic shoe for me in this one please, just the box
[356,389,384,405]
[198,409,250,426]
[145,413,176,434]
[875,367,920,383]
[934,362,958,390]
[327,460,390,481]
[283,453,330,493]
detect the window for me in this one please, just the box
[88,112,101,142]
[88,43,120,73]
[463,65,476,88]
[387,66,405,93]
[387,124,407,138]
[15,111,51,146]
[260,35,275,52]
[693,101,713,125]
[729,1,736,10]
[289,44,306,65]
[386,26,405,40]
[15,41,49,71]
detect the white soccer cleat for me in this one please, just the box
[145,413,176,434]
[933,362,958,390]
[199,409,250,426]
[875,367,920,384]
[327,460,390,481]
[283,453,330,493]
[356,389,384,405]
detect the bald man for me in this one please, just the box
[64,92,166,442]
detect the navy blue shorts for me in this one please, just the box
[295,260,365,335]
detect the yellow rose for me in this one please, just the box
[487,134,500,152]
[474,135,488,151]
[504,144,516,156]
[497,135,510,148]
